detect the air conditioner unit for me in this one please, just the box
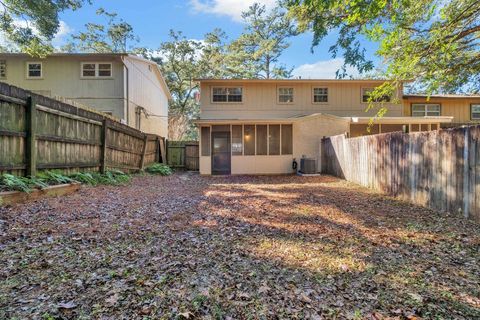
[300,158,316,174]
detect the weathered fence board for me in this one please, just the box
[321,126,480,221]
[0,82,165,176]
[167,141,199,171]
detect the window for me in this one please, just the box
[362,88,391,103]
[412,104,441,117]
[98,63,112,77]
[232,125,243,155]
[278,87,294,103]
[27,62,42,78]
[0,60,6,78]
[81,62,112,78]
[256,125,268,155]
[268,125,280,155]
[313,87,328,103]
[471,104,480,120]
[281,124,293,155]
[212,87,242,102]
[201,127,211,156]
[244,125,255,155]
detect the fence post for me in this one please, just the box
[140,134,148,170]
[25,96,37,176]
[100,119,108,174]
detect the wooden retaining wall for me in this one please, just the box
[0,82,166,176]
[321,126,480,221]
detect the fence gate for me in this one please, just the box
[167,141,199,171]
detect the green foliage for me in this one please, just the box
[287,0,480,104]
[0,0,89,56]
[70,170,131,186]
[37,170,74,185]
[0,174,32,192]
[145,163,173,176]
[62,8,139,53]
[69,172,99,186]
[229,3,299,79]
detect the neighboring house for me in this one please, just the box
[0,53,171,137]
[403,94,480,128]
[195,79,459,175]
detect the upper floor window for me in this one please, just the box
[278,87,294,103]
[412,103,441,117]
[362,87,391,103]
[0,60,6,78]
[27,62,42,78]
[212,87,242,102]
[313,87,328,103]
[471,104,480,120]
[81,62,112,78]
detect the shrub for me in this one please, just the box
[0,174,32,192]
[69,172,98,186]
[37,170,74,185]
[145,163,173,176]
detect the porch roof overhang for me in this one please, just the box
[347,116,453,124]
[193,113,349,126]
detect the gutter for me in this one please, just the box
[120,56,130,125]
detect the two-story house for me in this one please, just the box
[195,79,464,175]
[0,53,171,137]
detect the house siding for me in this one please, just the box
[200,81,403,119]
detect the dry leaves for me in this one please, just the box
[0,173,479,319]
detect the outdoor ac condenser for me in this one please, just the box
[300,158,316,174]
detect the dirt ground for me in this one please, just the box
[0,173,479,319]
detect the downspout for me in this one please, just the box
[121,56,130,125]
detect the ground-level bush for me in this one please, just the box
[145,163,173,176]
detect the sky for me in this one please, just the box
[55,0,381,79]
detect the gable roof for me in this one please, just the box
[194,78,401,84]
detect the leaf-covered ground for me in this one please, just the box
[0,173,479,319]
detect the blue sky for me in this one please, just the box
[56,0,380,78]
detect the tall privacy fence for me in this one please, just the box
[321,125,480,221]
[0,82,166,176]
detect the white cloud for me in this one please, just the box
[292,58,359,79]
[190,0,277,22]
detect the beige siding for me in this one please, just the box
[403,98,480,124]
[0,55,125,118]
[198,114,349,175]
[200,81,403,119]
[124,57,169,137]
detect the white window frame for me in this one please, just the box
[0,60,6,79]
[211,86,243,103]
[26,62,43,79]
[471,104,480,120]
[312,87,328,103]
[411,103,441,117]
[81,62,113,78]
[278,87,294,104]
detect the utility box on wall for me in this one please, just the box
[300,158,317,174]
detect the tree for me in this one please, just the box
[62,8,138,53]
[0,0,88,56]
[230,3,299,79]
[150,30,232,140]
[287,0,480,117]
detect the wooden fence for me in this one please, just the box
[321,125,480,221]
[166,141,199,171]
[0,82,166,176]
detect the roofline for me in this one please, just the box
[194,78,405,83]
[348,116,453,124]
[403,94,480,99]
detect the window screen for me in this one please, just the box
[281,124,293,155]
[212,87,242,102]
[0,60,6,78]
[472,104,480,120]
[268,125,280,155]
[232,125,243,155]
[278,88,294,103]
[256,125,267,155]
[244,125,255,155]
[313,87,328,102]
[412,104,440,117]
[362,88,391,102]
[27,63,42,78]
[201,126,211,156]
[98,63,112,77]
